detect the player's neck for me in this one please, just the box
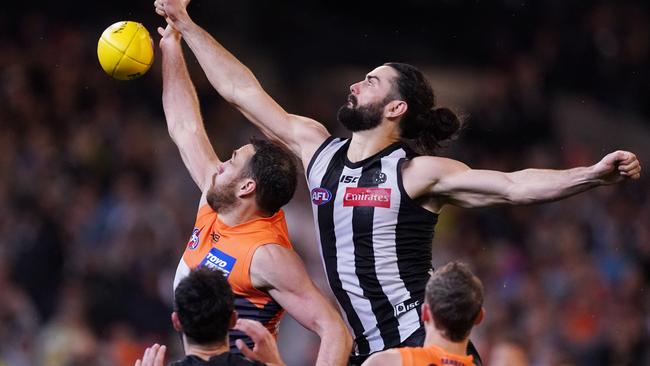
[348,123,400,162]
[423,329,469,357]
[184,338,230,361]
[218,201,269,227]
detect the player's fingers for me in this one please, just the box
[153,345,166,366]
[629,166,641,176]
[236,339,257,360]
[141,347,151,364]
[234,319,265,341]
[144,344,160,364]
[135,360,142,366]
[620,165,641,177]
[622,152,637,164]
[619,161,640,173]
[158,27,165,36]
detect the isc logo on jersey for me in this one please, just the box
[200,248,237,278]
[394,298,420,317]
[311,187,332,205]
[187,228,201,249]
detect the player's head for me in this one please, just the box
[423,262,484,343]
[206,138,298,215]
[337,62,461,155]
[172,267,235,347]
[337,65,399,132]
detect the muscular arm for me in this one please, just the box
[160,26,220,192]
[155,0,330,166]
[403,150,642,209]
[250,244,352,366]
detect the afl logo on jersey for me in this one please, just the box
[311,187,332,205]
[187,228,201,250]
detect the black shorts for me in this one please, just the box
[347,328,482,366]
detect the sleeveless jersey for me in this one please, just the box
[306,137,439,355]
[173,204,292,352]
[398,345,475,366]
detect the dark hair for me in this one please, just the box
[174,268,234,345]
[425,262,484,342]
[241,138,298,215]
[385,62,462,155]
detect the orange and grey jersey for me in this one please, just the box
[398,345,475,366]
[174,204,292,352]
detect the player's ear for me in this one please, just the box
[474,307,485,325]
[384,99,407,119]
[421,303,431,324]
[238,178,256,197]
[171,312,183,332]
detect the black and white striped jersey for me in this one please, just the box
[306,137,439,356]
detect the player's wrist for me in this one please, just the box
[170,12,194,33]
[160,36,182,48]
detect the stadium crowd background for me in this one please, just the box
[1,1,648,365]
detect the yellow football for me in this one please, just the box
[97,21,154,80]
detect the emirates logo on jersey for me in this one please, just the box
[343,187,391,208]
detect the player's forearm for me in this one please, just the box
[313,317,352,366]
[174,19,261,104]
[161,41,204,137]
[506,166,601,204]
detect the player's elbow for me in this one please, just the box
[167,122,198,146]
[167,123,185,143]
[321,312,353,348]
[219,76,262,105]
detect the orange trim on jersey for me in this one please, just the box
[398,345,474,366]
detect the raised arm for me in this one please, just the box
[159,25,220,192]
[403,150,642,209]
[154,0,330,166]
[250,244,352,366]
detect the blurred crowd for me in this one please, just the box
[1,1,649,365]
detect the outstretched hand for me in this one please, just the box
[592,150,642,184]
[234,319,285,366]
[135,344,166,366]
[154,0,191,24]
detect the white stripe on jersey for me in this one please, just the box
[373,150,421,343]
[333,164,385,351]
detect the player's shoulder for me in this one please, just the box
[363,348,402,366]
[407,155,469,171]
[402,156,470,186]
[251,243,295,264]
[250,243,305,290]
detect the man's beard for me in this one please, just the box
[337,96,386,132]
[206,179,239,214]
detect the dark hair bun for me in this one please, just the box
[430,107,461,141]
